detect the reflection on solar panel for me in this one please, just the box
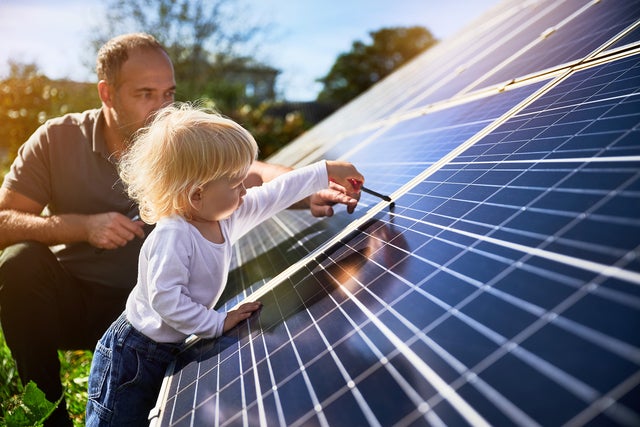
[151,0,640,425]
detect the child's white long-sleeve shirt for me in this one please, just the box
[125,160,328,343]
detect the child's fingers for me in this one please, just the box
[238,301,262,313]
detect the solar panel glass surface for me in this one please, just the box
[152,2,640,426]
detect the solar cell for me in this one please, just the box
[151,1,640,426]
[469,0,640,90]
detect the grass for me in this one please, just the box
[0,326,92,426]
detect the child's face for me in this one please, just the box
[192,174,248,221]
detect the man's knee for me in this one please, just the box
[0,241,57,300]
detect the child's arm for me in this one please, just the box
[229,160,365,243]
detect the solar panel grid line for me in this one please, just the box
[245,325,267,426]
[388,213,579,310]
[395,0,570,114]
[220,276,338,425]
[381,209,640,366]
[214,362,222,427]
[422,158,640,254]
[222,236,438,426]
[281,317,384,427]
[276,71,551,172]
[267,1,537,166]
[448,155,640,165]
[368,221,624,348]
[467,0,640,93]
[178,267,262,424]
[565,370,640,427]
[206,203,396,313]
[310,258,489,425]
[297,312,382,427]
[268,2,632,171]
[418,260,632,408]
[155,3,640,425]
[582,18,640,62]
[552,314,640,365]
[418,187,635,275]
[273,303,331,427]
[397,205,640,285]
[336,81,562,219]
[299,264,463,427]
[254,329,288,427]
[602,23,640,57]
[506,344,610,408]
[457,2,593,99]
[441,286,630,425]
[193,357,205,427]
[212,300,288,427]
[221,291,254,426]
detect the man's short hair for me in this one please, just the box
[96,33,167,86]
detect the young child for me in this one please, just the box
[85,103,364,426]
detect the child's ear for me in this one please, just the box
[190,187,202,202]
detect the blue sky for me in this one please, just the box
[0,0,500,101]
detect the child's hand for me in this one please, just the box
[326,161,365,212]
[223,301,262,333]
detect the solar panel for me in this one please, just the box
[151,1,640,425]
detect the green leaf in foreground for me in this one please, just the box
[2,381,59,427]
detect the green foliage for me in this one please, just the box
[0,325,91,427]
[58,350,92,425]
[0,62,99,171]
[231,103,310,159]
[197,98,311,160]
[0,328,23,415]
[317,26,437,106]
[1,381,58,427]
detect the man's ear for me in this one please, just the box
[97,80,113,107]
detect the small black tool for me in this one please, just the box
[361,185,392,203]
[348,179,394,208]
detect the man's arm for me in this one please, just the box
[246,160,360,217]
[0,188,144,250]
[244,160,292,188]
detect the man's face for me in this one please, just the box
[109,48,176,143]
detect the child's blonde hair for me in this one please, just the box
[119,103,258,223]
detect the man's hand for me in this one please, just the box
[308,180,360,217]
[223,301,263,333]
[87,212,146,250]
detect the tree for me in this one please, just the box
[88,0,310,157]
[317,26,436,107]
[0,62,99,171]
[89,0,269,109]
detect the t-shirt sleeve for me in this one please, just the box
[228,160,328,242]
[2,123,52,206]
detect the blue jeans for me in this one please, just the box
[86,314,183,426]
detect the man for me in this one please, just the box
[0,33,358,426]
